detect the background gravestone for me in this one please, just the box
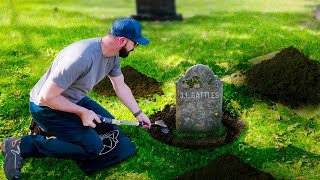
[131,0,182,21]
[176,64,223,132]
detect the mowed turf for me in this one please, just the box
[0,0,320,179]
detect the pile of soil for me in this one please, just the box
[93,66,164,98]
[148,105,246,149]
[176,154,275,180]
[245,46,320,108]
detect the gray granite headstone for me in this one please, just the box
[176,64,223,132]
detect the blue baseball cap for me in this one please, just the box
[110,18,150,45]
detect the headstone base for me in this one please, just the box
[131,13,183,21]
[132,0,183,21]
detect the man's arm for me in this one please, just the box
[109,74,151,128]
[38,79,100,128]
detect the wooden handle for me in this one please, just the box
[111,119,140,126]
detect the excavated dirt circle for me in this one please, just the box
[148,105,246,149]
[93,66,164,98]
[245,46,320,108]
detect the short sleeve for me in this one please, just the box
[108,57,122,77]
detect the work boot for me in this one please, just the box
[1,137,24,180]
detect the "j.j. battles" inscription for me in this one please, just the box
[179,91,220,99]
[176,64,223,132]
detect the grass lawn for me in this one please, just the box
[1,0,320,179]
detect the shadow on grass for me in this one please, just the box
[233,144,320,179]
[20,131,320,180]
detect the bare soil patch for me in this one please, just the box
[94,66,164,98]
[245,46,320,108]
[176,154,275,180]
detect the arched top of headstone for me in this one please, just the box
[177,64,221,89]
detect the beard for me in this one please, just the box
[119,47,131,58]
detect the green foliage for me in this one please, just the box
[1,0,320,179]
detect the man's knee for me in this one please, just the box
[83,139,104,157]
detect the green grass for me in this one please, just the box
[173,126,227,139]
[1,0,320,179]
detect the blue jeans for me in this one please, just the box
[20,96,121,160]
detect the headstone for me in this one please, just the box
[131,0,182,21]
[176,64,223,132]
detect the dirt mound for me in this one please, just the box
[176,154,275,180]
[93,66,164,98]
[148,105,245,149]
[245,46,320,108]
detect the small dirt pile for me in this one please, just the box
[176,154,275,180]
[94,66,164,98]
[148,105,245,149]
[245,46,320,108]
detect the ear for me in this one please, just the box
[118,37,127,46]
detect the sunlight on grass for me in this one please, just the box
[177,0,317,18]
[165,55,186,67]
[1,0,320,179]
[106,172,150,180]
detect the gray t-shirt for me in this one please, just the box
[30,38,122,105]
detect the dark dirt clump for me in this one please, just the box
[148,105,245,149]
[176,154,275,180]
[245,46,320,108]
[93,66,164,98]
